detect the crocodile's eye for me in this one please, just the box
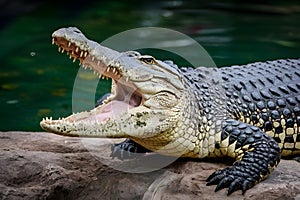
[139,56,156,65]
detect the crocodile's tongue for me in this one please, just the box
[85,100,134,122]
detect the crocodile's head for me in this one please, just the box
[40,27,185,139]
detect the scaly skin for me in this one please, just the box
[40,27,300,195]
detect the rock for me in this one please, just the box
[0,131,300,200]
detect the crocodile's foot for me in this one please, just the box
[206,119,281,195]
[206,164,255,195]
[111,139,151,160]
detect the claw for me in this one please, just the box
[215,175,234,192]
[227,178,242,195]
[206,170,225,185]
[242,180,252,194]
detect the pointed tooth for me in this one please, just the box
[126,77,129,82]
[97,61,100,66]
[69,54,72,59]
[112,68,116,73]
[61,49,65,53]
[75,47,79,53]
[99,74,102,79]
[80,51,84,57]
[50,117,52,121]
[68,42,71,47]
[84,52,88,57]
[58,47,61,52]
[106,67,110,72]
[92,56,95,61]
[73,57,76,62]
[52,38,55,45]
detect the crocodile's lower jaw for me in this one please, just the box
[40,81,141,133]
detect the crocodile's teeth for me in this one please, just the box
[106,67,110,72]
[52,38,55,45]
[126,77,129,82]
[97,61,100,66]
[73,57,76,62]
[61,49,65,53]
[82,64,87,69]
[84,52,88,57]
[92,56,95,61]
[58,47,61,52]
[75,47,79,53]
[112,68,116,73]
[68,42,71,47]
[80,51,84,57]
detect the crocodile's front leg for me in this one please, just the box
[111,139,151,159]
[206,119,281,195]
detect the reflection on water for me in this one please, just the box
[0,1,300,131]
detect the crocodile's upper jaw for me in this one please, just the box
[40,27,185,139]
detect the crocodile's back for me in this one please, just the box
[220,59,300,155]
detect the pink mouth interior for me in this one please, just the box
[85,100,135,122]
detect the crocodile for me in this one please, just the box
[40,27,300,195]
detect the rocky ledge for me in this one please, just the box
[0,131,300,200]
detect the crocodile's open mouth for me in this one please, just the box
[48,35,143,124]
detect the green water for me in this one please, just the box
[1,1,300,131]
